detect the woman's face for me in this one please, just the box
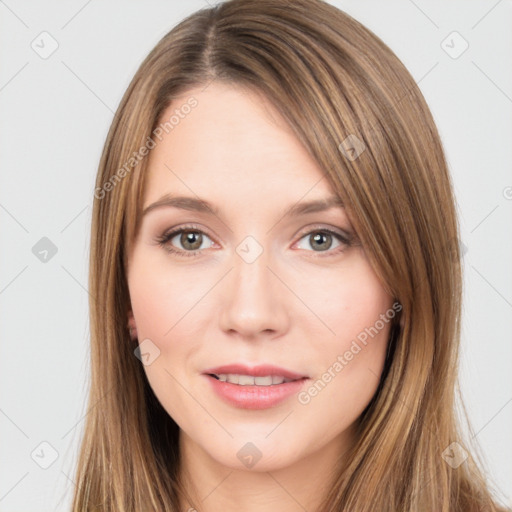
[126,82,395,472]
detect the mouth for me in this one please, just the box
[207,373,303,385]
[202,364,309,409]
[203,363,308,383]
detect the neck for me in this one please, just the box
[177,427,354,512]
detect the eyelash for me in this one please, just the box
[155,223,353,259]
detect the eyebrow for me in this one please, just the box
[142,193,344,219]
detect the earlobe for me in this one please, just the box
[127,310,138,341]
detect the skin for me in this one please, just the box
[125,82,395,512]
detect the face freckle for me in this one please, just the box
[126,81,395,474]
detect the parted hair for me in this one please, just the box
[71,1,508,510]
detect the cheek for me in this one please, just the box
[305,258,392,342]
[297,290,392,438]
[127,255,209,391]
[128,253,203,340]
[305,259,393,390]
[127,263,201,426]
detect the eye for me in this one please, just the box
[294,227,352,256]
[155,224,355,259]
[155,224,215,258]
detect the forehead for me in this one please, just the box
[143,82,334,209]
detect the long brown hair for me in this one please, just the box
[71,0,508,510]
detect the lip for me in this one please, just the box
[202,363,309,410]
[203,364,307,381]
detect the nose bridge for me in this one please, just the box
[234,242,272,296]
[219,238,289,338]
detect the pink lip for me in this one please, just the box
[202,364,309,410]
[203,364,307,380]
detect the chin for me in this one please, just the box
[204,438,303,473]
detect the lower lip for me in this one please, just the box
[204,374,309,410]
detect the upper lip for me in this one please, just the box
[203,364,308,380]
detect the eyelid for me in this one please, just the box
[159,223,217,248]
[294,223,352,243]
[159,223,216,242]
[156,222,354,258]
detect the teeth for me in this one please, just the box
[214,374,295,386]
[238,374,257,385]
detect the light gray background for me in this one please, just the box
[0,1,511,510]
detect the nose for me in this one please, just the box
[218,246,290,340]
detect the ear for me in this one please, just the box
[127,310,138,341]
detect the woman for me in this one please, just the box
[72,0,509,510]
